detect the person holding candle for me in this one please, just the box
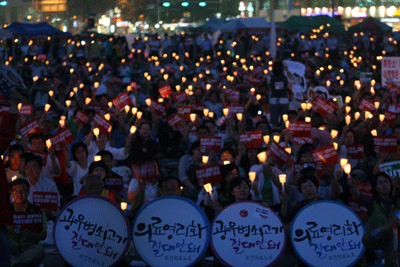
[269,60,290,127]
[4,144,24,183]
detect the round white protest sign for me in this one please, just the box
[54,196,131,267]
[132,196,210,267]
[291,200,365,267]
[211,201,286,267]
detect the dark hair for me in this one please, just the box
[88,161,108,174]
[20,152,34,161]
[298,175,319,193]
[25,155,44,167]
[96,150,113,160]
[296,143,314,162]
[71,142,88,162]
[229,176,251,202]
[159,176,181,188]
[9,178,30,191]
[272,60,284,76]
[371,172,393,199]
[189,140,201,155]
[196,125,210,134]
[8,144,24,154]
[29,133,45,144]
[220,147,236,161]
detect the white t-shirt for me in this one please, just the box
[128,178,158,204]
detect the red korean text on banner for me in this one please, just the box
[72,110,90,126]
[200,136,222,153]
[167,114,181,130]
[288,121,312,138]
[97,108,114,117]
[87,104,102,112]
[33,192,58,212]
[374,135,398,153]
[191,104,206,112]
[239,131,263,148]
[226,88,240,104]
[227,105,244,118]
[37,54,47,61]
[158,84,174,98]
[312,144,338,177]
[26,148,47,166]
[195,164,222,185]
[312,97,337,118]
[19,104,33,116]
[177,105,191,123]
[93,113,113,133]
[13,211,43,232]
[19,119,42,136]
[348,182,372,222]
[0,106,9,116]
[385,110,397,126]
[292,137,314,146]
[49,127,76,151]
[173,92,189,104]
[248,76,261,87]
[358,98,376,112]
[112,92,132,111]
[150,100,166,119]
[347,144,365,159]
[105,176,123,191]
[131,161,159,185]
[268,141,290,166]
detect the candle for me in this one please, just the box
[104,114,111,121]
[279,174,286,192]
[273,135,280,143]
[344,163,351,177]
[18,103,22,111]
[203,109,209,117]
[204,183,213,195]
[190,113,196,122]
[301,102,307,111]
[223,161,230,165]
[85,98,91,105]
[223,108,229,117]
[48,90,53,97]
[65,100,71,107]
[208,112,214,118]
[331,129,338,139]
[249,172,256,182]
[285,147,291,155]
[202,155,209,165]
[11,176,17,182]
[124,105,130,113]
[345,96,351,103]
[340,158,348,168]
[305,117,311,123]
[257,151,267,164]
[354,112,360,120]
[120,202,127,210]
[131,107,137,115]
[256,94,261,101]
[306,103,313,110]
[379,114,385,122]
[333,142,338,150]
[136,111,143,119]
[345,106,351,113]
[263,135,270,144]
[345,115,351,125]
[282,114,288,123]
[371,129,377,136]
[46,140,52,149]
[93,128,100,137]
[374,102,379,109]
[250,88,255,94]
[44,104,51,112]
[236,113,243,121]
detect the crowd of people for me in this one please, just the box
[0,26,400,266]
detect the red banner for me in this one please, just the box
[150,100,166,119]
[73,110,90,126]
[158,84,174,98]
[292,137,314,146]
[33,192,58,212]
[13,211,43,232]
[104,176,123,191]
[374,135,398,153]
[26,148,47,166]
[239,131,263,148]
[177,105,191,123]
[228,105,244,118]
[0,106,9,116]
[195,164,222,185]
[191,104,206,112]
[49,127,76,151]
[93,113,113,133]
[167,114,181,130]
[312,97,337,118]
[358,98,376,112]
[131,161,159,184]
[312,144,338,177]
[288,121,312,138]
[384,110,397,126]
[19,119,42,136]
[225,88,240,104]
[268,141,290,166]
[19,104,33,116]
[347,144,365,159]
[200,136,222,153]
[112,92,132,111]
[37,54,47,61]
[173,92,189,104]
